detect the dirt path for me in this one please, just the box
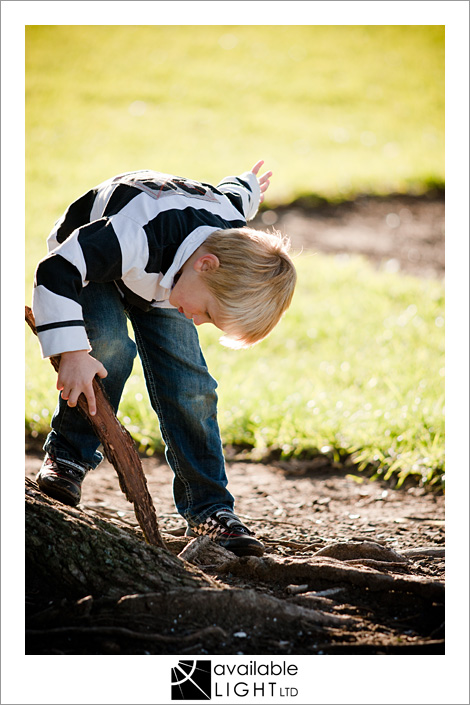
[253,191,445,279]
[24,448,445,562]
[25,194,445,655]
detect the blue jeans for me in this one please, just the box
[44,281,235,525]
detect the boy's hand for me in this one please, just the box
[57,350,108,416]
[251,160,272,203]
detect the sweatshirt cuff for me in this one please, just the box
[240,171,261,220]
[37,325,91,359]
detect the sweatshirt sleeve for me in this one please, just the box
[32,214,145,358]
[216,171,261,221]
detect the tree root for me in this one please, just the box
[115,587,358,631]
[26,479,216,599]
[26,624,226,645]
[340,559,411,572]
[401,547,445,559]
[216,554,444,601]
[178,536,236,566]
[312,540,408,563]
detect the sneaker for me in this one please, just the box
[186,509,265,557]
[36,453,89,507]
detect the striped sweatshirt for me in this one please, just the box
[32,169,261,359]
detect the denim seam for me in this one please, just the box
[43,441,94,472]
[131,319,194,518]
[45,410,79,467]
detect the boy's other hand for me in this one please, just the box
[251,160,272,203]
[57,350,108,416]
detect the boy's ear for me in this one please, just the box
[194,253,220,272]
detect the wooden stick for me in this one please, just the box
[25,305,165,548]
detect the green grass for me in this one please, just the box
[26,253,445,489]
[25,25,445,488]
[25,26,443,225]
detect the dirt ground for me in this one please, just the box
[253,190,445,279]
[25,193,445,655]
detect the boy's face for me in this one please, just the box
[169,253,223,330]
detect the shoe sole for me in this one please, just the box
[223,544,265,557]
[36,476,81,507]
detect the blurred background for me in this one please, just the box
[26,26,444,215]
[25,25,445,488]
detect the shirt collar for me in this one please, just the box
[159,226,220,291]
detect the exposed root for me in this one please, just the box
[340,559,411,572]
[217,554,445,601]
[401,547,445,559]
[313,541,408,563]
[115,587,358,631]
[178,536,236,566]
[26,624,226,644]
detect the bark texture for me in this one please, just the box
[25,478,214,600]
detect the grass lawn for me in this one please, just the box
[25,25,445,487]
[26,25,444,253]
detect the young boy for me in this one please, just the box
[32,160,296,557]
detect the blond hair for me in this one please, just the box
[202,227,297,348]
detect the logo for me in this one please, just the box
[171,660,212,700]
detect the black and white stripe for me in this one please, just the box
[33,170,260,358]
